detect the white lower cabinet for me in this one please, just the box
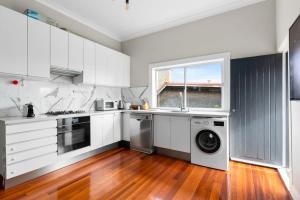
[114,113,122,142]
[6,153,57,179]
[102,114,114,146]
[170,116,191,153]
[154,115,190,153]
[154,115,171,149]
[91,115,103,148]
[7,144,57,165]
[2,120,58,179]
[122,113,130,141]
[91,113,121,148]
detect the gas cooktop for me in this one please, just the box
[45,110,86,116]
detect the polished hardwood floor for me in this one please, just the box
[0,148,291,200]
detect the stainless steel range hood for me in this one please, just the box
[50,66,82,77]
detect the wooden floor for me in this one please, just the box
[0,148,291,200]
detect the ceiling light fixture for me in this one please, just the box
[112,0,130,11]
[125,0,129,10]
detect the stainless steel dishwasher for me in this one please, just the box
[129,113,154,154]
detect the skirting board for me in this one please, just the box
[291,186,300,200]
[230,157,281,169]
[2,142,120,189]
[155,147,191,161]
[278,168,291,191]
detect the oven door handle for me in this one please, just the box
[57,121,90,128]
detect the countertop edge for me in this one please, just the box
[0,110,230,125]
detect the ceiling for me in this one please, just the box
[35,0,265,41]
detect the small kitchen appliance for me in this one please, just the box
[95,99,119,111]
[23,103,35,118]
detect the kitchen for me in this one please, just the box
[0,0,299,199]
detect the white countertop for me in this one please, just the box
[0,110,124,125]
[125,109,230,117]
[0,109,229,125]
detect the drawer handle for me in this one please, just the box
[10,158,15,162]
[10,171,14,175]
[10,148,14,152]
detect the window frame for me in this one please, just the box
[149,52,230,112]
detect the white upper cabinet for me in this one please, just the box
[0,6,27,76]
[0,6,130,86]
[28,17,50,78]
[95,44,130,87]
[120,54,130,87]
[50,26,68,69]
[83,39,96,85]
[68,33,84,72]
[95,44,108,86]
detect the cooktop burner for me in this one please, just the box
[45,110,86,116]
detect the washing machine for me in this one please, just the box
[191,117,229,171]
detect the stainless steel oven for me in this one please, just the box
[57,116,91,155]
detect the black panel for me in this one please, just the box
[214,121,224,126]
[290,15,300,100]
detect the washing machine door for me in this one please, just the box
[196,130,221,153]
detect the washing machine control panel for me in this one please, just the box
[193,120,225,127]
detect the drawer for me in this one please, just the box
[6,120,57,134]
[6,153,57,179]
[6,144,57,165]
[6,128,57,144]
[6,136,57,154]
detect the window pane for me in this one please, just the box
[186,63,222,108]
[156,68,184,108]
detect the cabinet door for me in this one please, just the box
[91,115,103,148]
[69,33,83,72]
[154,115,171,149]
[113,113,121,142]
[106,49,117,86]
[95,44,108,86]
[50,26,68,69]
[83,39,96,85]
[123,55,131,87]
[28,17,50,78]
[102,114,114,146]
[122,113,130,141]
[117,52,130,87]
[170,116,190,153]
[0,6,27,75]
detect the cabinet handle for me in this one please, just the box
[10,171,14,175]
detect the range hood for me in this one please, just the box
[50,66,82,77]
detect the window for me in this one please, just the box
[151,53,230,111]
[186,62,222,109]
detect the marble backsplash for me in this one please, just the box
[121,86,151,106]
[0,75,122,117]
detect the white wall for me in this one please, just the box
[122,0,276,87]
[276,0,300,50]
[290,102,300,199]
[276,1,300,198]
[0,0,121,51]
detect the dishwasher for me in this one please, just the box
[129,113,154,154]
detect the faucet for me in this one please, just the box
[179,92,185,111]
